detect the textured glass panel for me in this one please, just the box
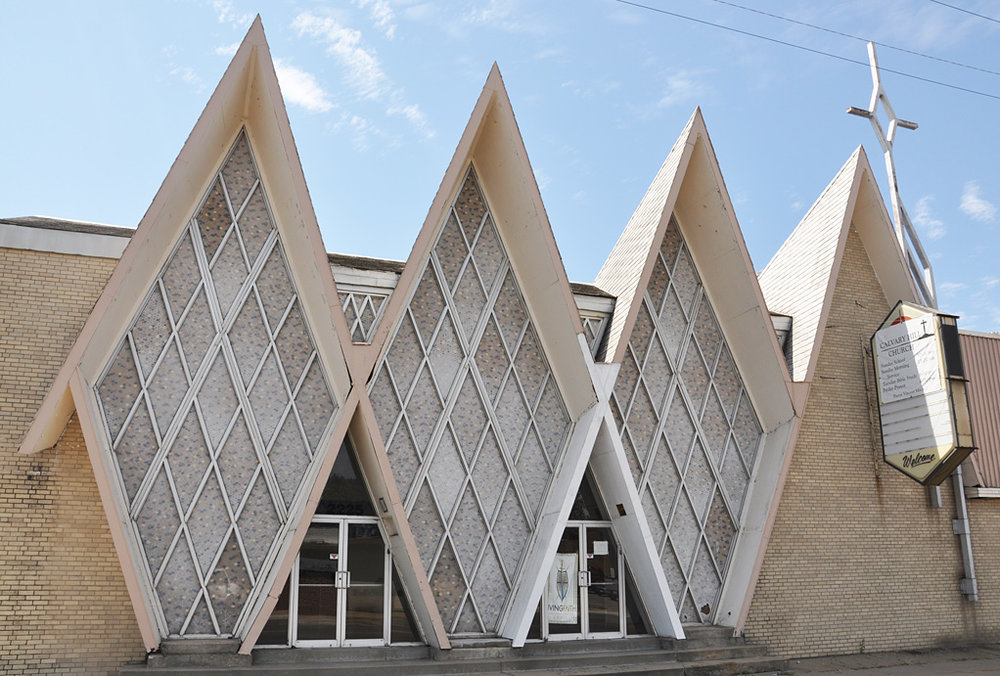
[472,216,505,291]
[515,428,550,518]
[660,541,686,607]
[704,489,736,570]
[493,271,527,351]
[647,254,670,317]
[269,414,310,508]
[495,378,529,456]
[535,378,570,462]
[228,296,269,386]
[237,187,272,268]
[474,317,508,404]
[492,486,529,577]
[370,366,401,441]
[410,266,446,346]
[429,428,465,519]
[453,265,486,340]
[642,487,666,552]
[615,347,640,412]
[188,474,231,576]
[387,425,420,502]
[429,314,463,399]
[185,596,216,635]
[99,342,142,442]
[714,346,741,418]
[409,481,445,574]
[275,301,312,387]
[664,392,696,465]
[451,486,487,575]
[734,392,763,468]
[178,287,214,375]
[681,342,709,416]
[513,327,546,407]
[147,340,187,434]
[644,341,671,412]
[255,246,295,333]
[198,351,239,450]
[157,536,200,635]
[249,351,288,446]
[694,301,723,370]
[207,533,252,634]
[386,313,424,400]
[672,248,699,317]
[472,543,508,632]
[670,491,698,571]
[137,468,180,576]
[450,373,487,464]
[295,358,336,452]
[659,287,687,360]
[680,592,700,625]
[434,212,468,291]
[132,287,172,379]
[631,301,656,367]
[197,178,232,263]
[161,232,201,319]
[222,132,257,214]
[114,400,158,502]
[168,407,212,514]
[701,390,729,464]
[359,297,377,340]
[405,365,442,454]
[342,294,358,338]
[647,436,680,514]
[455,596,481,633]
[721,437,749,512]
[625,385,658,467]
[430,540,466,630]
[211,233,249,317]
[217,414,258,509]
[661,217,682,267]
[690,539,721,616]
[684,441,714,521]
[455,169,487,242]
[472,429,507,520]
[237,475,279,576]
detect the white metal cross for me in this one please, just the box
[847,42,937,308]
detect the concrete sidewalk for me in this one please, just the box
[785,645,1000,674]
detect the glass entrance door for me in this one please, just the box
[545,523,624,639]
[293,516,386,647]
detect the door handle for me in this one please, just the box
[578,570,591,587]
[335,570,351,589]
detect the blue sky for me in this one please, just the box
[2,1,999,330]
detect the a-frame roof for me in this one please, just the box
[596,108,793,432]
[16,18,362,650]
[758,146,919,383]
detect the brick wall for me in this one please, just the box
[0,247,145,674]
[744,226,1000,657]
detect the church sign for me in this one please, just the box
[871,301,975,485]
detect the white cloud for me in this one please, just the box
[960,182,997,222]
[293,12,389,100]
[657,70,709,109]
[215,42,240,57]
[982,276,1000,289]
[274,59,335,113]
[169,66,205,92]
[913,195,946,240]
[354,0,396,38]
[387,104,435,139]
[212,0,253,30]
[938,281,967,295]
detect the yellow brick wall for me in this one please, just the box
[744,226,1000,657]
[0,247,145,674]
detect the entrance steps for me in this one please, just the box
[120,626,787,675]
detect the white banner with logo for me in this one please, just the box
[546,553,578,624]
